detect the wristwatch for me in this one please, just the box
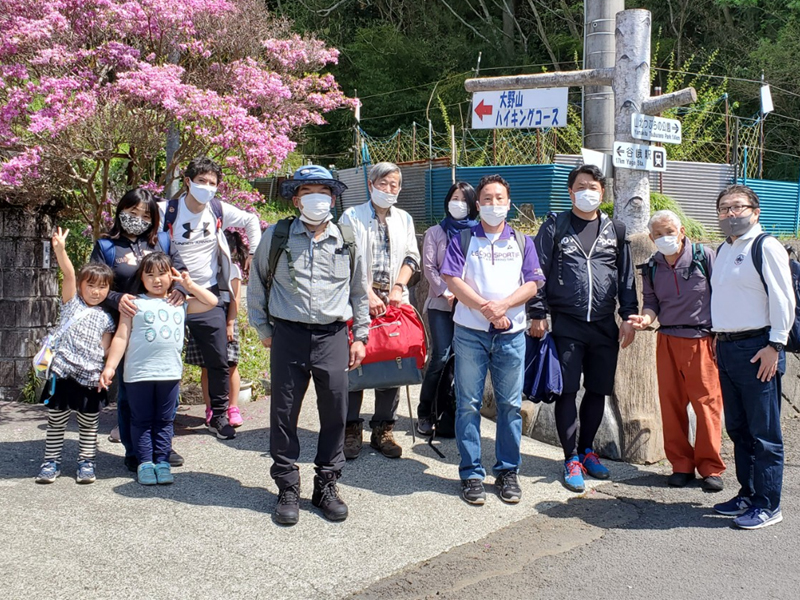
[355,336,369,346]
[393,283,408,292]
[768,341,785,352]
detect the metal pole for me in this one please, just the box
[583,0,624,154]
[724,93,730,165]
[412,122,417,161]
[450,124,456,184]
[733,117,740,181]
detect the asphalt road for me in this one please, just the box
[349,402,800,600]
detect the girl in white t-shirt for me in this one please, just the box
[100,253,217,485]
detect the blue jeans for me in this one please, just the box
[127,380,180,464]
[418,309,455,419]
[717,333,784,510]
[453,324,525,481]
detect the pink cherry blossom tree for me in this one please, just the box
[0,0,353,236]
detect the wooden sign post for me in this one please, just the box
[464,9,697,463]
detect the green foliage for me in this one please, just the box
[18,369,42,404]
[600,193,710,241]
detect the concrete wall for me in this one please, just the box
[0,206,59,400]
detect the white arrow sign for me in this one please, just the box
[631,113,682,144]
[471,88,568,130]
[613,141,667,172]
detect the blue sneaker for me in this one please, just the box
[580,448,610,480]
[733,507,783,530]
[154,462,174,485]
[76,460,96,484]
[713,495,752,516]
[563,456,586,492]
[35,461,60,484]
[137,462,157,486]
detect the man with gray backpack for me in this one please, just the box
[248,165,369,525]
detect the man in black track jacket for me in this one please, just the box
[527,164,638,493]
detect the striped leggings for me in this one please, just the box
[44,410,99,462]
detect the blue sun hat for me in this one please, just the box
[279,165,348,199]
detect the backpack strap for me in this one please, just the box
[459,228,472,259]
[750,232,771,294]
[163,198,180,234]
[511,227,527,255]
[691,242,710,280]
[157,231,171,255]
[210,197,224,231]
[267,217,297,299]
[335,222,357,276]
[97,238,115,267]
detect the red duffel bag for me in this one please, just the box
[348,304,427,391]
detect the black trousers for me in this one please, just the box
[185,296,229,417]
[270,319,349,490]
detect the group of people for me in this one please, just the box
[34,156,793,532]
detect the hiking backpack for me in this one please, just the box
[96,232,172,266]
[162,197,224,236]
[749,234,800,352]
[265,216,356,311]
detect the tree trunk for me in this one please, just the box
[502,0,517,58]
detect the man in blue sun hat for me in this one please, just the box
[249,165,369,526]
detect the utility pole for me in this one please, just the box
[583,0,623,156]
[464,9,697,464]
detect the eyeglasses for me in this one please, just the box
[717,204,755,217]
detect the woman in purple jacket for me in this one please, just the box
[417,182,479,435]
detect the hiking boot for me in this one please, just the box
[344,421,363,460]
[713,495,752,516]
[312,471,348,522]
[733,507,783,530]
[701,476,724,492]
[495,470,522,504]
[416,416,434,437]
[35,461,60,484]
[208,414,236,440]
[461,478,486,505]
[275,484,301,526]
[667,472,696,487]
[168,450,184,467]
[580,448,610,480]
[370,421,402,458]
[76,460,96,484]
[563,456,586,493]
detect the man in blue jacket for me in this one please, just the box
[528,165,638,493]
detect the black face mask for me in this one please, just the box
[719,215,755,238]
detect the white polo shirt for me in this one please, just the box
[711,224,795,344]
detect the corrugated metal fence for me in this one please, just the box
[257,160,800,235]
[736,177,800,235]
[428,165,574,223]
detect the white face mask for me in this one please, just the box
[371,187,398,208]
[189,181,217,205]
[573,189,602,213]
[479,204,509,227]
[448,200,469,220]
[298,193,332,225]
[654,235,682,256]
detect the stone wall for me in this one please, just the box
[0,206,58,400]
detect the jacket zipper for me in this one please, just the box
[584,219,613,321]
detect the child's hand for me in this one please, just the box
[52,227,69,252]
[171,267,195,290]
[98,367,115,391]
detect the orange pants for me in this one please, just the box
[656,333,726,477]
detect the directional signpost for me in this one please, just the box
[471,87,568,130]
[613,141,666,172]
[630,113,682,144]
